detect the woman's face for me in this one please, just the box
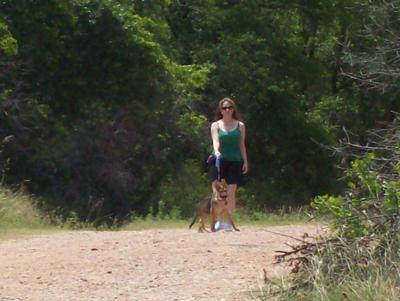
[220,101,234,115]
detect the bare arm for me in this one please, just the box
[210,121,220,155]
[239,122,248,174]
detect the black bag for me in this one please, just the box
[206,153,216,166]
[202,153,216,172]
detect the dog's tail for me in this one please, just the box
[188,211,198,229]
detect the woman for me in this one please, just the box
[210,97,248,228]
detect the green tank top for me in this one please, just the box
[218,126,242,162]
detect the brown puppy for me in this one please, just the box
[189,179,240,232]
[188,195,212,233]
[210,179,240,232]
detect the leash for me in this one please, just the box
[215,153,221,181]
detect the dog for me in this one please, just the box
[189,179,240,232]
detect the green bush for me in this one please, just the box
[259,122,400,300]
[156,160,210,219]
[312,152,400,239]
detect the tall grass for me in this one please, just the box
[0,186,56,239]
[0,187,45,228]
[258,235,400,301]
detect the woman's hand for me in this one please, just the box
[242,162,248,174]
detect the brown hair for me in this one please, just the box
[214,97,242,121]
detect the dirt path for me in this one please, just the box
[0,224,325,301]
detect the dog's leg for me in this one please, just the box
[189,211,198,229]
[231,221,240,232]
[200,225,209,233]
[210,209,218,232]
[201,213,210,232]
[198,216,204,233]
[198,213,210,233]
[224,210,240,231]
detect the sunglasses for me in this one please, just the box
[221,106,233,111]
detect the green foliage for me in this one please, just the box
[306,95,358,135]
[175,111,209,156]
[1,0,398,223]
[176,112,207,138]
[0,22,17,57]
[262,237,400,301]
[262,120,400,299]
[170,0,345,204]
[265,150,400,299]
[0,0,213,223]
[235,206,312,226]
[156,160,210,219]
[312,151,400,239]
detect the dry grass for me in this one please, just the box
[258,234,400,301]
[0,186,54,239]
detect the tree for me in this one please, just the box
[0,0,211,222]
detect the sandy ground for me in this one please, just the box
[0,224,325,301]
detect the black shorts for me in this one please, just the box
[208,159,244,185]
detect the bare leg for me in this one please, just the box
[225,210,240,231]
[211,181,217,194]
[211,180,221,229]
[227,184,237,216]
